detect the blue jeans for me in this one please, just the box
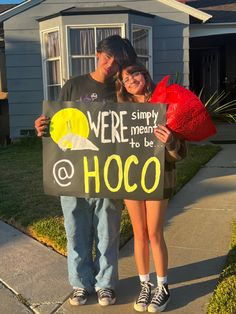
[61,196,123,293]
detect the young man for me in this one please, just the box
[35,35,137,307]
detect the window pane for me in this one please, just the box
[47,60,61,84]
[96,28,121,43]
[45,31,60,58]
[48,86,61,101]
[137,57,149,70]
[71,58,95,76]
[133,27,149,55]
[70,28,95,55]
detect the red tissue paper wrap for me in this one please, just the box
[150,75,217,141]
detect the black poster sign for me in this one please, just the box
[43,101,166,200]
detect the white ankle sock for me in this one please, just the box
[157,276,168,286]
[139,274,150,282]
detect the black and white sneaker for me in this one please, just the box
[134,281,153,312]
[69,288,88,306]
[148,283,170,312]
[97,288,116,306]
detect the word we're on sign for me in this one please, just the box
[43,101,166,200]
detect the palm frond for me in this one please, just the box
[201,89,236,123]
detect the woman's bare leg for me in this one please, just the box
[125,200,149,275]
[146,199,168,277]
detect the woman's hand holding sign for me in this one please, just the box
[154,125,174,144]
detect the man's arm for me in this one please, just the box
[58,79,72,101]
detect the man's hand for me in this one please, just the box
[34,115,50,137]
[154,125,174,144]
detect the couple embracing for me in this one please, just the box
[35,35,186,313]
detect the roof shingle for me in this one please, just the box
[0,4,16,14]
[188,0,236,23]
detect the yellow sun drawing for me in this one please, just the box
[50,108,89,148]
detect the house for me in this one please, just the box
[0,4,16,144]
[0,0,210,140]
[189,0,236,103]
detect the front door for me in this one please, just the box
[201,48,220,102]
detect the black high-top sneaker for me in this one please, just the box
[134,281,153,312]
[148,283,170,312]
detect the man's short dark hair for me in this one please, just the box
[96,35,137,69]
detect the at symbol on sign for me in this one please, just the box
[53,159,74,187]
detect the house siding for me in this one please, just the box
[4,0,189,138]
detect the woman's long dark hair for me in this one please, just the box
[116,62,156,103]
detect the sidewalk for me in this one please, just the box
[1,126,236,313]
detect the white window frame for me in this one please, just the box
[131,24,153,77]
[40,27,63,100]
[66,23,125,78]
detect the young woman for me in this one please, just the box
[117,63,187,313]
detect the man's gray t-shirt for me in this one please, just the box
[58,73,117,102]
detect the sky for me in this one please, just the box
[0,0,24,3]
